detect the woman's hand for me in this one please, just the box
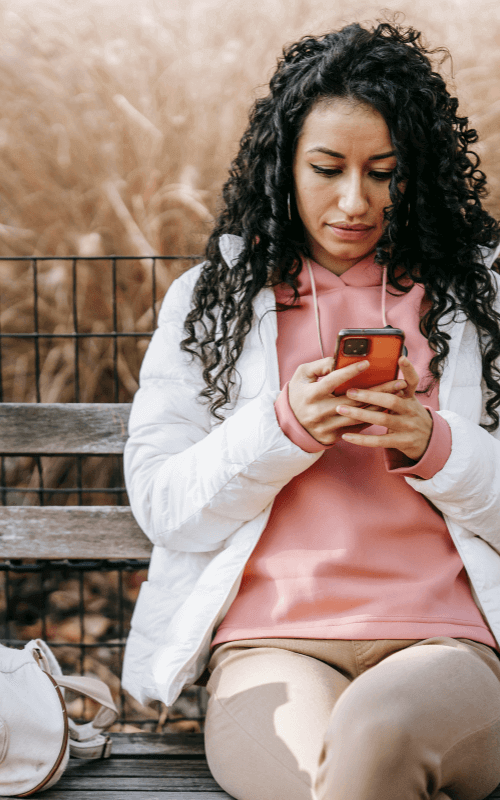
[335,356,433,460]
[288,357,407,446]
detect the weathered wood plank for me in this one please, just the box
[53,772,500,800]
[14,788,499,800]
[1,736,237,799]
[34,793,232,799]
[0,403,130,454]
[58,775,498,800]
[109,733,206,757]
[0,507,152,558]
[64,760,212,777]
[58,777,221,791]
[59,759,500,800]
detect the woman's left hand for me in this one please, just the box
[335,356,433,461]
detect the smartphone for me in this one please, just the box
[332,328,405,396]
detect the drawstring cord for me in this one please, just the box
[305,259,389,359]
[381,266,388,327]
[306,258,325,359]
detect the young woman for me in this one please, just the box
[123,21,500,800]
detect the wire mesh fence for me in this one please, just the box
[0,254,208,732]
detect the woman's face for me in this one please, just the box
[292,98,397,275]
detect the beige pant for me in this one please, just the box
[205,637,500,800]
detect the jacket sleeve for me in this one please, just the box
[405,404,500,554]
[405,269,500,552]
[124,271,321,553]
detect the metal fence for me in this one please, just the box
[0,254,207,732]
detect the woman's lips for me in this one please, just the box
[329,224,375,241]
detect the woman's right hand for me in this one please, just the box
[288,357,407,446]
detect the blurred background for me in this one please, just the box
[1,0,500,403]
[1,0,499,264]
[0,0,499,731]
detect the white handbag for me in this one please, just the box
[0,639,118,797]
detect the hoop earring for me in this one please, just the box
[287,193,292,221]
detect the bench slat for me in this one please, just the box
[65,760,212,776]
[0,506,151,558]
[110,733,206,757]
[37,793,232,799]
[0,403,130,454]
[58,777,221,791]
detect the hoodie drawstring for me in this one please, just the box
[305,259,388,360]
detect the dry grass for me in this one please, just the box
[0,0,499,407]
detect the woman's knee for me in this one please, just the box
[321,659,429,770]
[325,689,416,759]
[205,689,315,800]
[204,646,345,800]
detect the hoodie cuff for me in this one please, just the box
[384,407,452,479]
[274,383,332,453]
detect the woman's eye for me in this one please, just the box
[311,165,341,176]
[370,170,394,182]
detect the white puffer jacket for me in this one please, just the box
[123,237,500,708]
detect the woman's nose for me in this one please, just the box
[337,175,369,217]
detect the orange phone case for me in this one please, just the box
[332,328,405,396]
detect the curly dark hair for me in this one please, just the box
[181,20,500,428]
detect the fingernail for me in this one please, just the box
[346,389,358,397]
[336,405,348,414]
[394,380,407,390]
[357,360,369,370]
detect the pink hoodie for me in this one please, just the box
[212,256,495,647]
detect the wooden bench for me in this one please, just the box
[0,402,231,799]
[1,402,500,800]
[37,733,229,800]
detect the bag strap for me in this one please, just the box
[53,675,117,734]
[67,728,113,760]
[32,647,118,760]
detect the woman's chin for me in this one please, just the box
[310,241,378,274]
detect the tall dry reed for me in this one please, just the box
[0,0,499,415]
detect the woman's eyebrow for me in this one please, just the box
[306,146,396,160]
[369,151,395,161]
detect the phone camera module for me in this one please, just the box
[343,338,369,356]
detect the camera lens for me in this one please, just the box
[343,338,369,356]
